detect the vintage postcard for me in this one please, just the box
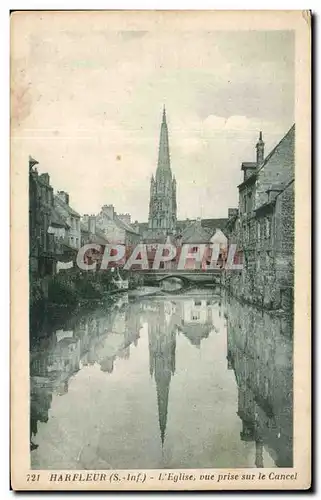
[10,10,311,491]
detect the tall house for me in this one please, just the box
[236,125,295,309]
[148,107,177,236]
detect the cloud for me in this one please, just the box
[12,22,294,221]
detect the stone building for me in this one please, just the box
[54,191,81,251]
[29,157,59,279]
[117,213,131,226]
[95,204,140,246]
[80,215,109,268]
[135,108,228,245]
[47,207,70,259]
[224,125,295,310]
[80,215,109,247]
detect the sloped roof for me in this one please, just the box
[50,207,70,228]
[200,218,229,233]
[135,218,228,236]
[54,195,80,218]
[181,220,212,243]
[94,228,109,245]
[62,243,78,254]
[114,214,140,235]
[80,222,109,244]
[176,218,228,234]
[180,324,211,346]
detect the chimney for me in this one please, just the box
[118,213,131,225]
[57,191,69,205]
[102,204,115,220]
[88,215,96,234]
[228,208,239,218]
[256,131,265,166]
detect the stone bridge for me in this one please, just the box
[137,269,222,289]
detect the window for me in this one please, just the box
[265,217,271,239]
[191,311,201,321]
[257,221,261,242]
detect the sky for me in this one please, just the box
[12,16,294,222]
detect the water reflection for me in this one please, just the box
[30,289,292,469]
[225,296,293,468]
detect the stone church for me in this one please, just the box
[137,107,228,245]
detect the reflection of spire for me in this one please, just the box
[148,301,177,446]
[155,365,170,446]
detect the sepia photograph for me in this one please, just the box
[10,10,311,490]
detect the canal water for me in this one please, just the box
[30,287,293,470]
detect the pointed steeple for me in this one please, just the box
[156,105,171,178]
[156,370,170,446]
[148,107,177,233]
[162,104,166,123]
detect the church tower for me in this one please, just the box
[148,107,177,236]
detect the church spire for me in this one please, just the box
[156,105,171,177]
[162,105,166,123]
[148,107,177,234]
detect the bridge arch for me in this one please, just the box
[157,274,191,292]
